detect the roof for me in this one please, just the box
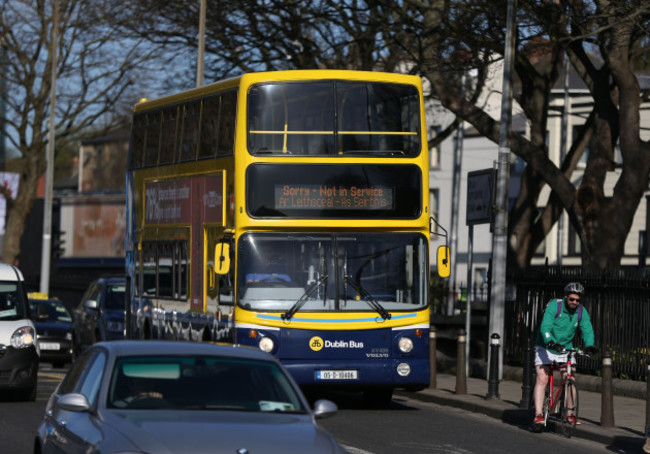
[0,264,24,282]
[92,340,275,361]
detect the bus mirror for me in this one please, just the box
[214,243,231,275]
[436,246,450,279]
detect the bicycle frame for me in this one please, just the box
[547,351,575,414]
[542,348,581,437]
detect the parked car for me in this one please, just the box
[73,276,125,352]
[0,264,39,401]
[28,293,74,368]
[35,340,343,453]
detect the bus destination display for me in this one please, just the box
[275,184,394,210]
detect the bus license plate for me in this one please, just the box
[316,370,358,380]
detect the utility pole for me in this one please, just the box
[196,0,206,87]
[448,74,465,316]
[40,0,58,294]
[488,0,516,380]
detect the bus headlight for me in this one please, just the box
[398,336,413,353]
[11,326,35,349]
[397,362,411,377]
[259,336,274,353]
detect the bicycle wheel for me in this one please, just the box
[560,377,579,437]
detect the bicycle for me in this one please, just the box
[540,348,585,437]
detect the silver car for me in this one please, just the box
[35,341,343,453]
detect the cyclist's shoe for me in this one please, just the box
[534,414,545,427]
[567,415,581,425]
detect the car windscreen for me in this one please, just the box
[0,282,27,321]
[104,284,126,310]
[108,355,306,413]
[33,300,73,323]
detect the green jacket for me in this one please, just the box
[535,297,595,354]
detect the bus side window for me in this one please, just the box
[180,101,200,162]
[160,107,179,164]
[144,112,161,167]
[218,91,236,156]
[129,114,146,169]
[199,96,219,159]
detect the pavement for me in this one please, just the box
[398,369,650,453]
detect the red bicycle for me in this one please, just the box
[541,348,584,437]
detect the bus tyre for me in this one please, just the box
[363,388,393,408]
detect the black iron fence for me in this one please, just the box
[430,266,650,380]
[504,266,650,379]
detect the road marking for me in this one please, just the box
[39,372,66,380]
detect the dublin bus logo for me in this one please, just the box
[309,336,324,351]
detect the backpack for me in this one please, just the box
[552,298,583,323]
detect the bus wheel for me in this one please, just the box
[363,388,393,408]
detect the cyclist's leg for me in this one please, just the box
[533,346,551,426]
[534,364,550,416]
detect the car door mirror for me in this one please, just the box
[83,299,99,311]
[312,399,337,419]
[57,393,92,413]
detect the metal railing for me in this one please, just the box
[504,266,650,379]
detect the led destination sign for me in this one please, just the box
[275,184,393,210]
[247,163,421,219]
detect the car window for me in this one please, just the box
[59,351,97,394]
[107,356,306,413]
[78,352,107,406]
[0,282,27,320]
[90,283,102,304]
[80,282,98,304]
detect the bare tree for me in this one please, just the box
[112,0,650,270]
[386,0,650,270]
[0,0,165,265]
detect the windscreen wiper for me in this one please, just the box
[281,274,328,321]
[344,276,391,321]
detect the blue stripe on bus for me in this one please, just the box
[255,313,418,323]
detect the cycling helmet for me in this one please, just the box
[564,282,584,295]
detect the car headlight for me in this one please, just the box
[398,336,413,353]
[65,332,73,341]
[259,336,274,353]
[11,326,35,349]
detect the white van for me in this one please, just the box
[0,264,39,400]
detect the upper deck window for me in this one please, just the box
[248,81,421,157]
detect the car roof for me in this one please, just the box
[97,275,125,283]
[0,264,24,281]
[29,298,64,305]
[92,340,277,361]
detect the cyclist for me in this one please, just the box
[533,282,597,427]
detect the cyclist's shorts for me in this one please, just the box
[534,345,568,366]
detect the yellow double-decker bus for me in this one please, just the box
[126,70,449,403]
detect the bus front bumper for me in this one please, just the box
[282,357,429,390]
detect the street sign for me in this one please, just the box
[466,169,495,226]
